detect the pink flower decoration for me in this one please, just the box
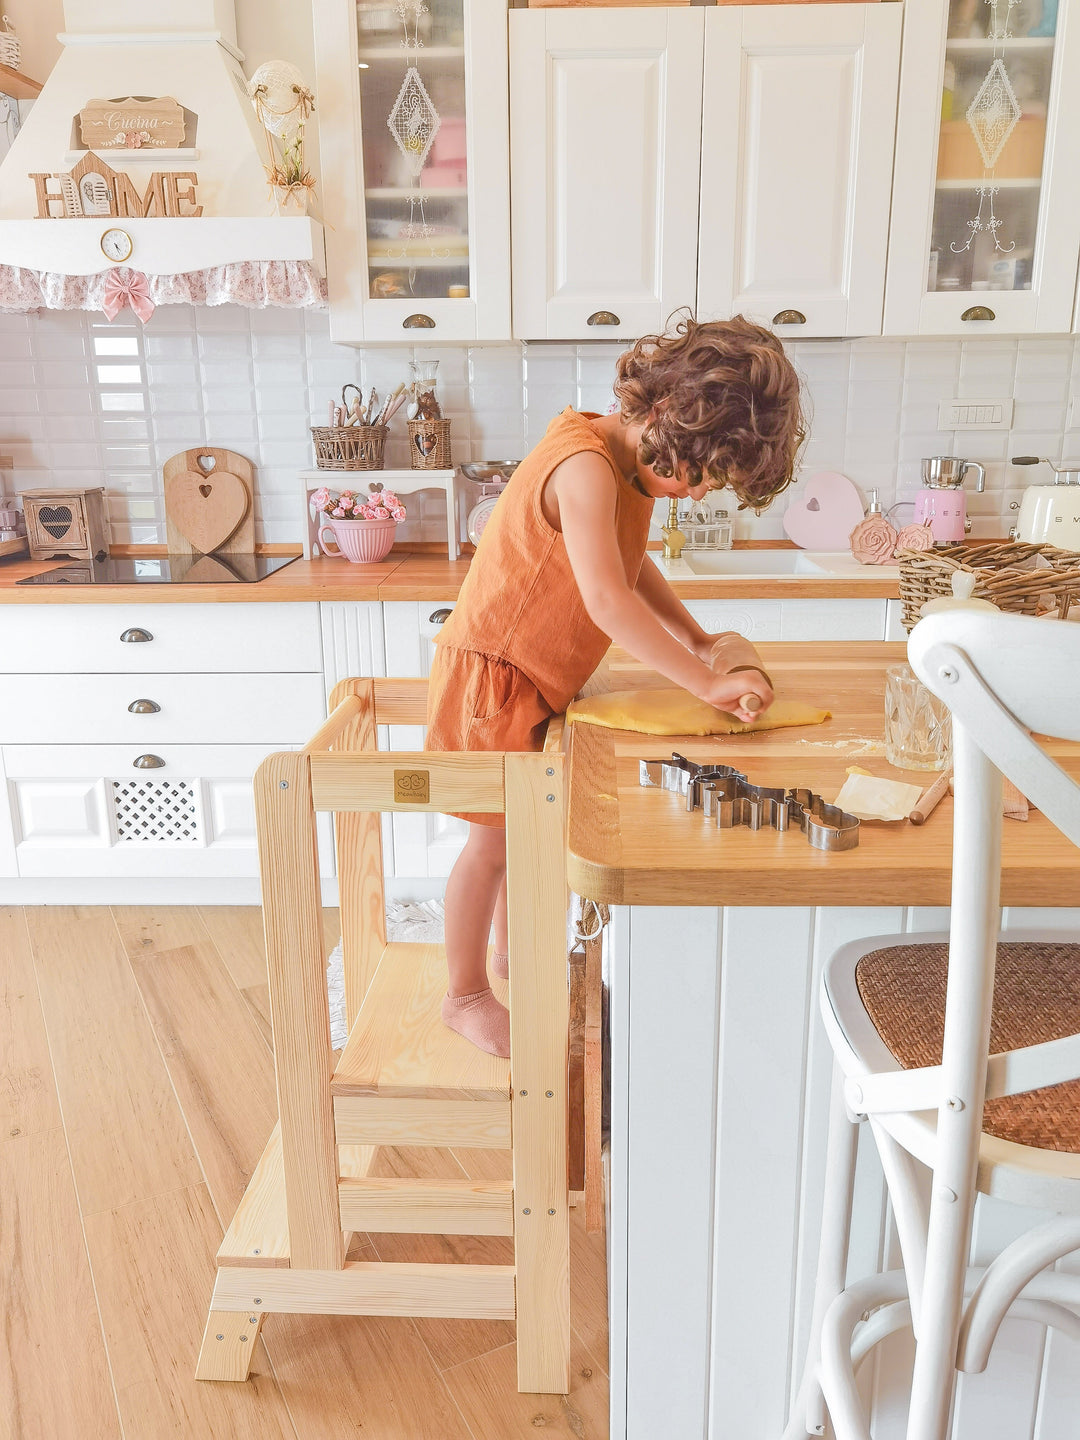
[311,486,331,510]
[332,506,346,518]
[895,523,935,553]
[381,491,398,507]
[373,505,390,518]
[391,507,406,520]
[849,515,898,566]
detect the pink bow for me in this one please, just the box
[102,269,155,323]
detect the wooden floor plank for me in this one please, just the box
[82,1182,296,1439]
[0,1129,121,1440]
[112,908,278,1224]
[0,907,62,1140]
[442,1328,608,1437]
[570,1204,610,1378]
[26,906,203,1217]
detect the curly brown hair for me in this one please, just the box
[612,313,806,509]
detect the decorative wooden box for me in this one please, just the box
[19,486,110,562]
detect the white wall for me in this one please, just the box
[3,0,315,86]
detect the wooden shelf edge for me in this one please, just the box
[0,61,43,99]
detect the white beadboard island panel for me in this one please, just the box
[610,903,1080,1440]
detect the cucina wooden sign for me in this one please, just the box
[78,96,186,150]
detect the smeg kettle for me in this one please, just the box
[914,456,986,544]
[1009,457,1080,550]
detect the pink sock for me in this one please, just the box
[442,987,510,1058]
[490,950,509,981]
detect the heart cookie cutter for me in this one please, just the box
[639,753,860,852]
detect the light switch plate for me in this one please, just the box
[938,397,1015,430]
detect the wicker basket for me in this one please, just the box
[310,424,387,472]
[407,418,452,470]
[897,541,1080,631]
[0,16,20,69]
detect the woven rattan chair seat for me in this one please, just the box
[856,941,1080,1155]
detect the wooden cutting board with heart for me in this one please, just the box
[163,448,256,555]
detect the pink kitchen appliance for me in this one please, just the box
[914,455,986,544]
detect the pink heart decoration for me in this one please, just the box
[783,471,865,550]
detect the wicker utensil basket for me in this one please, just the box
[310,424,388,472]
[897,541,1080,631]
[0,16,20,69]
[407,418,452,470]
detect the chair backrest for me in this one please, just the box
[906,610,1080,1132]
[909,611,1080,848]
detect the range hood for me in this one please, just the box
[0,0,325,313]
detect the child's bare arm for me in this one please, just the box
[633,553,712,658]
[553,455,772,718]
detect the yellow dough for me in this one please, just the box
[565,688,831,736]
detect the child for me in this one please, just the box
[426,314,806,1056]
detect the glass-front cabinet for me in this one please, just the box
[886,0,1080,333]
[313,0,510,341]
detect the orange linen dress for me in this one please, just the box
[426,408,655,825]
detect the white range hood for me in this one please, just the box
[0,0,324,312]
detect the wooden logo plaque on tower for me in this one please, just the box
[78,96,186,150]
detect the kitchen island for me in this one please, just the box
[567,643,1080,1440]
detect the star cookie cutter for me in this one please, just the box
[639,753,860,853]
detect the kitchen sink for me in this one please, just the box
[651,550,899,579]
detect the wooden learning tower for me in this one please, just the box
[196,677,571,1394]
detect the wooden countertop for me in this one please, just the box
[0,546,898,604]
[565,642,1080,909]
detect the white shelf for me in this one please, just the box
[358,45,465,62]
[63,148,201,165]
[368,253,469,270]
[935,176,1041,189]
[945,36,1055,51]
[366,187,468,200]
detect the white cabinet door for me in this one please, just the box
[698,4,901,338]
[313,0,511,342]
[510,7,705,341]
[885,0,1080,335]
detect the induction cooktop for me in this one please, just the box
[17,553,300,586]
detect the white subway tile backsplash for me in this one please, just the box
[11,310,1080,545]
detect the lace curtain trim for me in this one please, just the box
[0,259,327,312]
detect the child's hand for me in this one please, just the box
[697,667,774,723]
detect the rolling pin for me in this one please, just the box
[909,768,952,825]
[710,634,771,716]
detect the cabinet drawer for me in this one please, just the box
[1,673,326,746]
[0,603,322,674]
[5,743,280,878]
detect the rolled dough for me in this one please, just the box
[565,688,831,736]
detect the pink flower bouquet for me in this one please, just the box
[315,485,407,563]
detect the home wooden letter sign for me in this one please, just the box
[30,153,203,219]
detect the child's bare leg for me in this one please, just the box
[491,874,509,980]
[441,821,510,1056]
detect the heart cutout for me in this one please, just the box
[414,431,438,458]
[782,471,865,551]
[39,504,73,539]
[196,454,217,474]
[165,468,248,553]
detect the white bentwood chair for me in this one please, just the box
[784,610,1080,1440]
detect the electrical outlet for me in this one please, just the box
[938,397,1015,430]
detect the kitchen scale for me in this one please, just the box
[16,553,300,586]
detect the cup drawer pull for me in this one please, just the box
[127,699,161,714]
[428,608,453,625]
[133,754,166,769]
[587,310,620,326]
[772,309,807,326]
[961,305,996,322]
[403,313,436,329]
[120,627,153,643]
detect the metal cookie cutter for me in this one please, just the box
[640,754,860,852]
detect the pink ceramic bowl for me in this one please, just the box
[319,516,397,564]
